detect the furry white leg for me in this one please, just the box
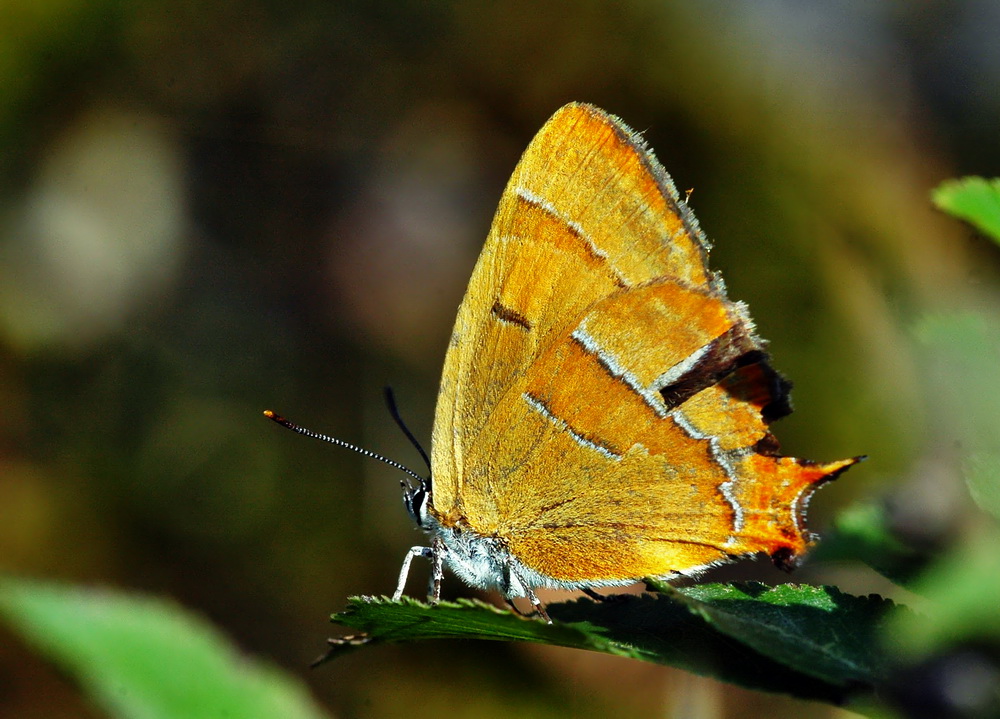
[507,561,551,623]
[393,546,434,601]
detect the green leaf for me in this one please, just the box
[673,583,894,687]
[812,502,931,587]
[324,585,898,708]
[0,576,331,719]
[932,177,1000,243]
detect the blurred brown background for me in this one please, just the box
[2,2,998,717]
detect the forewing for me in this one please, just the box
[430,103,726,521]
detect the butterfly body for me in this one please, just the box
[392,103,859,615]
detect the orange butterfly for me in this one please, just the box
[391,103,860,620]
[272,103,860,621]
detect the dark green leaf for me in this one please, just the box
[324,584,898,709]
[673,583,895,687]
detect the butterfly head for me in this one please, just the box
[401,477,432,529]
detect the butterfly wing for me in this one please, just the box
[490,351,856,582]
[429,103,856,582]
[431,103,736,512]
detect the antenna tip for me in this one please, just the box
[263,410,287,425]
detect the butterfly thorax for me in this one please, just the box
[400,476,507,592]
[426,515,517,593]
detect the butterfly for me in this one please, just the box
[271,102,860,622]
[382,102,861,620]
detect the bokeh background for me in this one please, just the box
[3,2,999,717]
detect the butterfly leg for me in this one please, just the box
[503,597,532,616]
[500,564,529,616]
[393,545,434,601]
[506,561,551,623]
[525,586,551,623]
[502,593,551,622]
[428,535,446,603]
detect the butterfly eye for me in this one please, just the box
[402,480,431,528]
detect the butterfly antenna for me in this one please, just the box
[383,386,432,476]
[263,410,425,485]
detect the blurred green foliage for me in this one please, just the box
[933,178,1000,246]
[0,576,331,719]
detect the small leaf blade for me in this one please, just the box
[932,177,1000,243]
